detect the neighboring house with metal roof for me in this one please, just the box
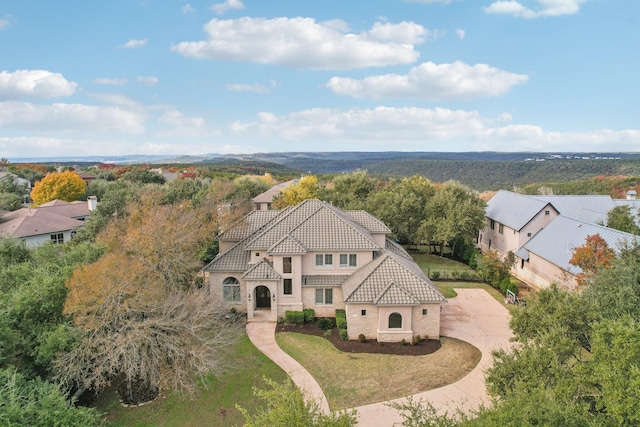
[515,216,637,289]
[251,180,297,211]
[204,199,445,342]
[481,190,639,290]
[0,197,96,247]
[479,190,559,257]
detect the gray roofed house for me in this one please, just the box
[481,190,639,290]
[515,215,637,289]
[204,198,444,342]
[0,198,96,247]
[251,180,297,211]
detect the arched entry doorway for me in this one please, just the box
[255,286,271,309]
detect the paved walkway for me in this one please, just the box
[353,289,514,426]
[246,322,330,413]
[246,288,513,426]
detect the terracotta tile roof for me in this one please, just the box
[245,199,380,252]
[343,252,445,305]
[242,259,282,280]
[374,282,421,305]
[345,210,392,234]
[217,210,280,241]
[203,241,251,272]
[302,275,350,286]
[384,238,413,260]
[268,235,307,255]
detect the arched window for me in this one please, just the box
[223,277,241,302]
[388,312,402,329]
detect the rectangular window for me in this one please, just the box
[315,288,333,305]
[361,309,367,316]
[283,279,293,295]
[223,285,241,302]
[545,210,550,215]
[315,253,333,268]
[527,232,532,237]
[499,224,504,234]
[422,309,428,316]
[490,219,495,230]
[339,254,358,268]
[50,233,64,244]
[283,257,292,274]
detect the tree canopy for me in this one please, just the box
[30,170,86,206]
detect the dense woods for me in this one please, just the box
[2,156,640,425]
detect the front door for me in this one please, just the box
[255,286,271,309]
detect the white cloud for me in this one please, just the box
[0,70,77,100]
[94,77,128,85]
[171,17,426,69]
[326,61,528,100]
[122,38,148,48]
[226,81,276,94]
[484,0,586,18]
[158,110,205,128]
[0,19,9,29]
[88,93,142,108]
[212,0,245,15]
[181,3,195,13]
[455,29,465,39]
[137,76,159,86]
[230,106,640,152]
[0,101,145,133]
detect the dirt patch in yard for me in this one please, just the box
[276,322,441,356]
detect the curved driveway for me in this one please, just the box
[353,288,513,426]
[246,288,513,426]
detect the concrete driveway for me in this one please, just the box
[353,288,514,426]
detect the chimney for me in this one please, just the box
[87,196,97,211]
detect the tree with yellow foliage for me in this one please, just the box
[30,170,86,206]
[272,175,319,208]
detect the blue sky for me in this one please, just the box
[1,0,639,159]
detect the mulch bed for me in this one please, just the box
[276,322,441,356]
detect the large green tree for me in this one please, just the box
[606,205,640,234]
[322,170,378,210]
[420,181,486,257]
[367,175,435,244]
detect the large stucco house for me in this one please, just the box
[204,199,445,342]
[479,190,637,290]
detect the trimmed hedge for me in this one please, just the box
[335,309,347,330]
[303,308,315,323]
[339,329,349,341]
[285,310,304,324]
[317,318,334,330]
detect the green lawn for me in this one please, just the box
[276,333,481,411]
[95,334,287,427]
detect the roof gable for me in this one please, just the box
[486,190,553,231]
[519,215,638,275]
[267,235,307,255]
[343,252,444,304]
[242,259,282,280]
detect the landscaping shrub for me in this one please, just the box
[317,318,334,330]
[285,310,304,325]
[335,309,347,330]
[451,270,459,279]
[324,329,333,337]
[401,338,407,346]
[358,333,366,343]
[431,271,440,280]
[411,335,421,346]
[339,329,349,341]
[501,279,519,295]
[303,308,315,323]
